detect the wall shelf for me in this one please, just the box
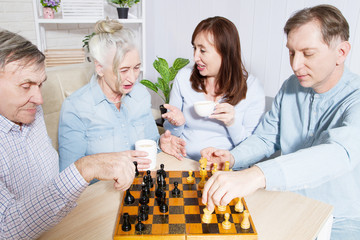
[32,0,146,74]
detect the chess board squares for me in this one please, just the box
[186,223,204,234]
[169,206,184,215]
[168,224,186,234]
[169,197,184,206]
[183,198,199,206]
[169,214,185,224]
[169,177,183,185]
[184,205,200,215]
[168,171,183,178]
[182,184,196,191]
[201,223,219,233]
[182,190,198,198]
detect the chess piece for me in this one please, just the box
[157,163,166,178]
[171,181,181,197]
[224,161,230,171]
[186,170,195,184]
[159,191,168,213]
[124,189,135,205]
[241,210,250,229]
[235,197,244,213]
[147,170,153,188]
[202,207,213,224]
[155,184,164,198]
[157,174,166,188]
[121,213,131,232]
[211,163,218,175]
[217,205,226,212]
[141,183,150,198]
[139,205,148,221]
[222,213,231,230]
[199,166,207,177]
[198,174,206,189]
[135,215,145,232]
[139,185,149,206]
[133,161,139,177]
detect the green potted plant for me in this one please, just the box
[109,0,140,19]
[82,32,95,62]
[140,57,190,123]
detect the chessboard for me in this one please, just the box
[114,168,257,240]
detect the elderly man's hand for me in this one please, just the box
[75,151,146,191]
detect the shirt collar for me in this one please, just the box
[90,74,134,105]
[311,67,350,98]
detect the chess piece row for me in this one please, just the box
[202,197,248,230]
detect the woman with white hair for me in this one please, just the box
[58,19,185,173]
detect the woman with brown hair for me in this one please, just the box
[163,16,265,161]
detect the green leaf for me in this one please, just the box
[140,80,158,93]
[169,67,177,81]
[173,58,190,71]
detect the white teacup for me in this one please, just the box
[135,139,157,170]
[194,101,216,117]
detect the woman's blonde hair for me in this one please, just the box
[89,18,139,89]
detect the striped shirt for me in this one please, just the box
[0,106,88,239]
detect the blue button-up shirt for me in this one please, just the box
[231,68,360,219]
[58,75,159,171]
[0,107,88,239]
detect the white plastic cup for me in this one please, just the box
[135,139,157,170]
[194,101,216,117]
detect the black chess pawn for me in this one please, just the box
[133,161,139,177]
[140,185,149,205]
[159,191,168,213]
[160,163,166,178]
[146,170,153,188]
[138,205,148,221]
[124,188,135,205]
[135,215,145,232]
[121,213,131,232]
[171,181,181,197]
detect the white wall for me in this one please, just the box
[145,0,360,106]
[0,0,359,105]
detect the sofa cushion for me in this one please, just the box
[42,62,94,150]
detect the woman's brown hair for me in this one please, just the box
[190,16,248,105]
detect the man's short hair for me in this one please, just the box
[284,4,349,46]
[0,30,45,70]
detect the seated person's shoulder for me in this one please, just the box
[130,82,151,101]
[176,67,192,83]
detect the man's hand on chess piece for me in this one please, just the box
[200,147,235,170]
[201,166,266,212]
[74,150,145,190]
[160,130,187,160]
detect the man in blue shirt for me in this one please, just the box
[201,4,360,239]
[0,30,141,239]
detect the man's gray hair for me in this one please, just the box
[0,30,45,70]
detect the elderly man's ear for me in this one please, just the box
[336,41,351,66]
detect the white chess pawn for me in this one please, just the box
[235,197,244,213]
[222,213,231,230]
[241,210,250,229]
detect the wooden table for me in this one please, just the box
[38,152,333,240]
